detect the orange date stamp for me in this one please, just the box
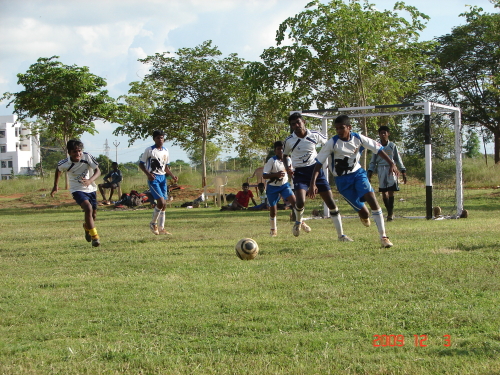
[372,334,451,347]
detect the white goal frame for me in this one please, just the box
[292,101,463,219]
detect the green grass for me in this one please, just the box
[1,190,500,374]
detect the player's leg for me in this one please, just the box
[364,191,392,247]
[148,175,164,235]
[387,190,395,220]
[317,190,349,241]
[158,177,170,235]
[267,186,282,237]
[76,192,100,247]
[108,186,115,203]
[98,184,107,202]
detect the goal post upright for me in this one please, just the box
[291,101,464,220]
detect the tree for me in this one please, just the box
[115,41,246,186]
[188,141,221,171]
[429,3,500,163]
[3,56,116,153]
[245,0,435,166]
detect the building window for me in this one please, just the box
[8,161,13,168]
[0,146,5,153]
[1,161,6,168]
[1,175,10,180]
[0,130,5,138]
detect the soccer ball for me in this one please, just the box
[235,238,259,260]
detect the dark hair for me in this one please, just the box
[67,139,83,151]
[242,182,250,187]
[334,115,350,126]
[273,140,284,149]
[111,162,118,167]
[378,125,390,133]
[288,112,303,123]
[153,130,165,138]
[258,182,265,188]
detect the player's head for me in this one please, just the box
[378,125,390,134]
[152,130,165,146]
[111,162,118,170]
[242,182,250,190]
[378,125,390,142]
[288,112,306,135]
[334,115,352,140]
[257,182,265,192]
[273,140,284,158]
[67,139,84,162]
[288,112,303,124]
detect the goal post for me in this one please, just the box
[291,101,464,219]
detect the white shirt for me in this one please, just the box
[140,145,170,175]
[263,155,290,187]
[316,132,383,177]
[56,152,99,193]
[283,129,327,168]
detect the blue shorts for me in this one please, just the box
[72,191,97,210]
[267,182,294,207]
[293,164,331,192]
[334,168,374,212]
[148,174,168,200]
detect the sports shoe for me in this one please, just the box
[381,237,393,248]
[270,229,277,237]
[360,217,371,227]
[83,223,91,242]
[338,235,354,242]
[387,215,394,222]
[150,222,159,235]
[300,222,311,233]
[292,222,301,237]
[158,229,172,235]
[91,236,100,247]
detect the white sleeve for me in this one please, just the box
[360,134,383,154]
[315,139,333,165]
[140,148,149,164]
[263,158,274,174]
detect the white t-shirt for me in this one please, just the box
[283,129,327,168]
[56,152,99,193]
[316,132,383,177]
[140,145,170,175]
[263,155,291,187]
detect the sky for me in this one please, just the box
[0,0,497,163]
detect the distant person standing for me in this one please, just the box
[139,130,178,235]
[51,139,102,247]
[98,162,123,205]
[368,126,407,221]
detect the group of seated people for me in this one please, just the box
[220,182,290,211]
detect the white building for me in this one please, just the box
[0,114,41,180]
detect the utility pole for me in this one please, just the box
[113,140,120,163]
[103,139,110,158]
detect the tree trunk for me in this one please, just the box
[495,129,500,164]
[201,117,208,187]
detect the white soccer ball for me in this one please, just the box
[235,238,259,260]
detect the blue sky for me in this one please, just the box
[0,0,496,162]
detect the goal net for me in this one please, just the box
[295,102,464,219]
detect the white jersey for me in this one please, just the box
[56,152,99,193]
[140,145,170,175]
[263,155,290,187]
[283,129,327,168]
[316,132,383,177]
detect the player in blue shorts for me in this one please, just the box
[139,130,178,235]
[51,139,102,247]
[263,141,297,237]
[284,112,351,241]
[308,115,399,248]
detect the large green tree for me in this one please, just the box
[115,41,246,186]
[245,0,435,147]
[2,56,116,153]
[429,3,500,164]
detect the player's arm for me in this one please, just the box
[139,162,155,181]
[164,165,178,183]
[367,153,377,182]
[393,145,407,184]
[307,162,323,199]
[377,150,399,178]
[51,168,62,197]
[81,167,101,187]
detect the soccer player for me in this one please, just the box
[51,139,102,247]
[98,162,123,205]
[139,130,178,235]
[367,126,407,221]
[284,112,352,241]
[308,115,399,248]
[263,141,297,237]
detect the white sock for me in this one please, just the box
[158,210,166,230]
[372,209,386,238]
[294,205,304,224]
[270,216,277,230]
[330,210,344,237]
[151,207,161,224]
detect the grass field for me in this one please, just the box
[1,187,499,374]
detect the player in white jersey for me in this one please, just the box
[308,115,399,248]
[367,126,407,221]
[139,130,178,235]
[263,141,297,237]
[51,139,102,247]
[284,112,352,242]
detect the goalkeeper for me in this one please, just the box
[367,126,406,221]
